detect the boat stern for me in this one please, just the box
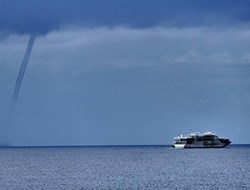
[173,144,186,149]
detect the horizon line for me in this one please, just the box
[0,144,249,148]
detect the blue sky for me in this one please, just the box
[0,0,250,145]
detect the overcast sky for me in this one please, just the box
[0,0,250,146]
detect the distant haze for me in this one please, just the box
[0,0,250,146]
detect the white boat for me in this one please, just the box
[172,132,231,148]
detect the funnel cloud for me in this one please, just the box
[12,35,36,102]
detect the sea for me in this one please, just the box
[0,145,249,190]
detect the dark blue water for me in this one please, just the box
[0,145,249,190]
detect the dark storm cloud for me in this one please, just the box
[0,0,250,36]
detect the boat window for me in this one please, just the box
[197,137,203,141]
[204,136,214,141]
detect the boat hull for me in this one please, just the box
[172,144,186,149]
[185,143,230,148]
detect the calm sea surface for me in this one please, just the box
[0,145,249,190]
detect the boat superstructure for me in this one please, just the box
[173,132,231,148]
